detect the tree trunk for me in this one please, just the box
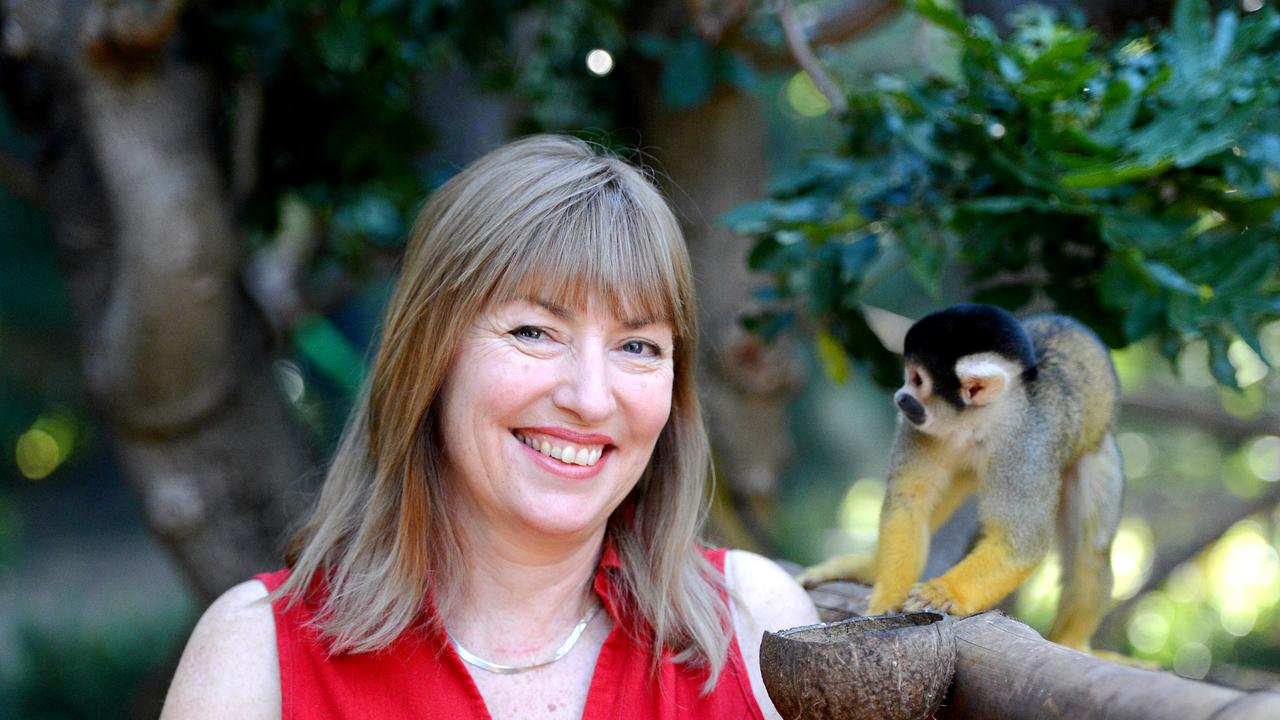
[636,85,804,550]
[1,0,311,603]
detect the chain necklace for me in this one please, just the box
[450,602,604,675]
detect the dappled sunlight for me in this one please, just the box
[837,477,885,547]
[1111,517,1154,601]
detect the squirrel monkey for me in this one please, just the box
[801,304,1124,651]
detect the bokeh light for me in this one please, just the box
[1111,517,1154,599]
[785,71,831,117]
[1176,341,1215,388]
[1246,436,1280,482]
[1227,340,1268,387]
[274,359,307,403]
[585,49,614,77]
[1127,605,1171,654]
[837,477,885,548]
[1173,642,1212,679]
[14,411,78,480]
[1117,432,1152,478]
[16,429,60,480]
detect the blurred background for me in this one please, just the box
[1,0,1278,716]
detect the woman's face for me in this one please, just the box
[438,295,675,541]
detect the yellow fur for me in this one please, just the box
[801,311,1125,654]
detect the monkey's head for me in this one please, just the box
[894,304,1038,436]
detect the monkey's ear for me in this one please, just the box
[955,355,1010,406]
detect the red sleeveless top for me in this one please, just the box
[255,546,764,719]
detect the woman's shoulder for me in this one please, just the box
[724,550,819,720]
[724,549,817,629]
[159,579,281,720]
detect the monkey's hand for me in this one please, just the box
[902,580,963,615]
[795,552,876,589]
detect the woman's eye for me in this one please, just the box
[622,339,660,356]
[511,326,546,341]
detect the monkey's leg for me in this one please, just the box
[1048,436,1124,651]
[867,464,952,615]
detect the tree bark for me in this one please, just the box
[636,85,805,551]
[1,0,311,603]
[805,582,1280,719]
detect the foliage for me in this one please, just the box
[200,0,627,260]
[727,0,1280,389]
[1,605,192,719]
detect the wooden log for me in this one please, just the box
[802,582,1280,720]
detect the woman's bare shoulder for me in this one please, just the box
[725,550,819,720]
[726,549,818,631]
[159,579,281,720]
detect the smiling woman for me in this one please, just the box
[159,135,817,720]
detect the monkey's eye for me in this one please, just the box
[911,371,923,388]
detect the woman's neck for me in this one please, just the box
[443,522,607,661]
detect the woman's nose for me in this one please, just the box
[552,348,616,422]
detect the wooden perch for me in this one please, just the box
[790,582,1280,720]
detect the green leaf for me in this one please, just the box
[1061,158,1174,189]
[741,311,795,341]
[1099,211,1194,253]
[1172,0,1211,62]
[817,329,852,385]
[1205,328,1240,390]
[898,220,947,298]
[721,201,778,234]
[972,284,1033,311]
[910,0,970,37]
[839,236,881,282]
[1231,308,1269,366]
[1143,260,1202,297]
[1209,239,1277,296]
[1123,293,1166,342]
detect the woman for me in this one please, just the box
[161,135,818,719]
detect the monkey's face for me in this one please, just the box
[894,362,951,434]
[894,353,1020,437]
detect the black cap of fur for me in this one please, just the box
[903,304,1038,410]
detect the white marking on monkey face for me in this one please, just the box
[954,352,1018,406]
[895,363,933,427]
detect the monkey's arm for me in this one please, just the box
[905,451,1057,615]
[866,437,954,615]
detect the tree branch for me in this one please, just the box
[685,0,750,44]
[808,0,904,47]
[802,584,1280,717]
[1122,391,1280,442]
[1097,479,1280,645]
[777,0,849,115]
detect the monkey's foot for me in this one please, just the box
[796,553,876,589]
[902,580,962,614]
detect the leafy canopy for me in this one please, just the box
[727,0,1280,389]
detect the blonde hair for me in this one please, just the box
[276,134,731,686]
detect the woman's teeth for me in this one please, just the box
[515,432,604,467]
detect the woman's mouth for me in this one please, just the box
[513,430,607,467]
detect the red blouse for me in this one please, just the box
[255,546,764,719]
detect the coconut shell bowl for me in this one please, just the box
[760,611,957,720]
